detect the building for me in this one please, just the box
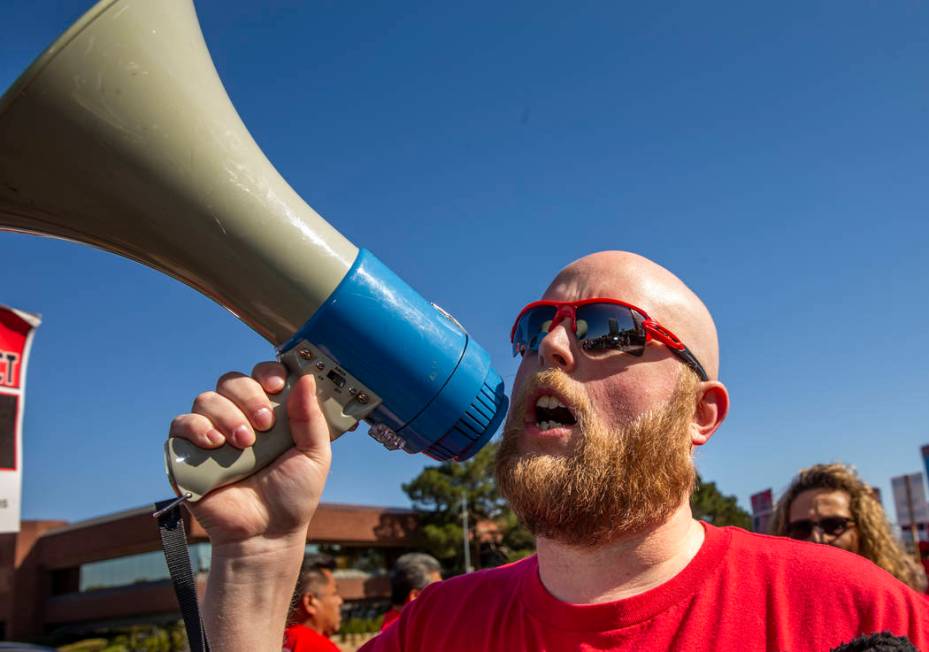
[0,502,419,641]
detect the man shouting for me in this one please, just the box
[170,251,928,651]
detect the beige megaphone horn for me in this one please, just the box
[0,0,508,503]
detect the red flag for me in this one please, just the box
[0,306,41,532]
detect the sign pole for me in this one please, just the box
[904,474,921,562]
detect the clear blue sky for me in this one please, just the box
[2,1,928,524]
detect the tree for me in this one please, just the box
[402,441,534,574]
[691,474,752,529]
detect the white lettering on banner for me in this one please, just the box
[0,351,19,387]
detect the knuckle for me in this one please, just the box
[168,414,191,435]
[252,360,284,376]
[192,391,219,413]
[216,370,246,388]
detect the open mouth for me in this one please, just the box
[534,394,578,432]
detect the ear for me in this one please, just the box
[301,592,318,617]
[691,381,729,447]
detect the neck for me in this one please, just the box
[535,503,705,604]
[297,618,324,635]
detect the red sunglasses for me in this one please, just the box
[510,298,708,381]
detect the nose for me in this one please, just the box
[810,527,825,544]
[537,321,576,372]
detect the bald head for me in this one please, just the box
[543,251,720,380]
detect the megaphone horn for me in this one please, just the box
[0,0,508,501]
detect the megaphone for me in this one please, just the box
[0,0,508,501]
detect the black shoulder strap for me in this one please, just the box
[154,499,211,652]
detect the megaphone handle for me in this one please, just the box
[164,342,382,502]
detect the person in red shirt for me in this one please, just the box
[171,251,929,651]
[282,554,343,652]
[380,553,442,631]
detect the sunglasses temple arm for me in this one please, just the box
[675,346,709,382]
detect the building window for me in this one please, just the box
[78,543,212,592]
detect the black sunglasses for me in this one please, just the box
[787,516,854,540]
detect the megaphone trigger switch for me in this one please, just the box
[279,341,383,441]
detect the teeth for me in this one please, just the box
[535,395,567,409]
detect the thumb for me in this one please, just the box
[287,374,332,463]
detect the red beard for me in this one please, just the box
[495,368,698,546]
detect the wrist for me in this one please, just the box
[203,531,307,652]
[210,528,309,569]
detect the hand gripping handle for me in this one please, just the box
[164,342,382,502]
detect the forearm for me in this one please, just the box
[204,534,306,652]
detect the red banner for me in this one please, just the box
[0,306,41,532]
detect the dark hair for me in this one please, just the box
[288,553,336,622]
[830,632,918,652]
[390,553,442,606]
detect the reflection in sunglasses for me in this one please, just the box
[581,317,642,353]
[539,319,590,338]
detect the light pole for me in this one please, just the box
[461,492,472,573]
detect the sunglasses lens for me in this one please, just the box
[512,306,557,356]
[574,304,646,354]
[788,520,814,540]
[820,518,850,536]
[787,518,850,540]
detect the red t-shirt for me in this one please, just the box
[283,624,340,652]
[362,523,929,651]
[380,607,402,631]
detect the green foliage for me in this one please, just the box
[497,509,536,561]
[339,615,382,637]
[58,640,109,652]
[55,622,187,652]
[691,473,752,529]
[402,441,534,572]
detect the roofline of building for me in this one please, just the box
[31,500,417,536]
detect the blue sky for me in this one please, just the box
[2,1,928,524]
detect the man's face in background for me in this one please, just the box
[311,570,344,636]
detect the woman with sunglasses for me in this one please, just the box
[770,463,927,592]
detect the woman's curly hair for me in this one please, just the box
[770,463,927,592]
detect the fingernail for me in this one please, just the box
[208,429,225,446]
[232,424,252,447]
[267,376,285,392]
[254,407,273,431]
